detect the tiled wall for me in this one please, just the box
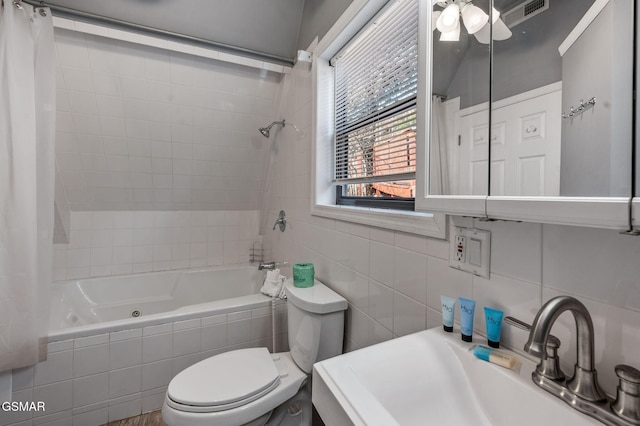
[54,27,282,211]
[4,305,287,426]
[53,210,260,281]
[262,60,640,398]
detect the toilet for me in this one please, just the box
[162,278,347,426]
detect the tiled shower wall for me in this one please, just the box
[262,60,640,398]
[53,26,282,212]
[53,210,260,281]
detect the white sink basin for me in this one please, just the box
[312,328,601,426]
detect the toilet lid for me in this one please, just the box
[167,347,280,409]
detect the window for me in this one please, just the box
[310,0,446,238]
[332,0,418,210]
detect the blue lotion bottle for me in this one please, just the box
[484,307,504,348]
[458,297,476,342]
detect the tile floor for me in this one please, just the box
[104,410,165,426]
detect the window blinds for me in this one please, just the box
[333,0,418,185]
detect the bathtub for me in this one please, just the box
[7,264,287,425]
[49,264,273,341]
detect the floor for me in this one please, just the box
[104,411,165,426]
[104,405,325,425]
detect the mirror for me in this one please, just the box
[429,1,491,196]
[430,0,634,198]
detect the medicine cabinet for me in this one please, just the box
[418,0,636,230]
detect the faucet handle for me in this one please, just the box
[505,316,565,381]
[612,364,640,423]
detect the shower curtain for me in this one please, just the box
[0,1,55,371]
[430,95,450,195]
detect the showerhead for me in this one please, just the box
[258,119,285,138]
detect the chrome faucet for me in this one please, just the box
[258,261,287,270]
[525,295,606,402]
[523,295,640,425]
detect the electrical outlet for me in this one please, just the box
[454,235,466,262]
[450,227,491,278]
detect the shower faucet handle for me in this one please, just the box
[272,210,287,231]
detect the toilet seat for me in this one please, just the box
[162,351,308,426]
[166,347,280,413]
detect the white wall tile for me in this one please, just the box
[142,334,173,363]
[172,328,201,357]
[72,407,108,426]
[109,338,142,370]
[542,225,640,311]
[34,351,73,387]
[73,373,108,408]
[108,366,142,399]
[33,381,73,416]
[141,360,173,391]
[107,394,141,422]
[54,29,278,211]
[73,344,109,377]
[392,292,426,338]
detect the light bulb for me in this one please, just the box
[461,3,489,35]
[436,3,460,33]
[439,20,460,41]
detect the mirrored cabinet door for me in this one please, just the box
[489,0,633,200]
[421,0,492,215]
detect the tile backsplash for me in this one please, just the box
[53,210,260,281]
[262,58,640,398]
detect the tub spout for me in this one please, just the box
[258,261,287,270]
[525,296,607,403]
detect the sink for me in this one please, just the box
[312,328,601,426]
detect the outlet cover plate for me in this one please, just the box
[449,227,491,278]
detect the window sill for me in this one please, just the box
[311,203,447,238]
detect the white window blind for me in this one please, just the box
[332,0,418,190]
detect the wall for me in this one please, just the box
[262,59,640,401]
[297,0,353,51]
[52,210,260,281]
[54,27,281,211]
[560,1,633,197]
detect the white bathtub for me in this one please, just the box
[49,264,272,341]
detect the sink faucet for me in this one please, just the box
[523,295,640,425]
[525,295,607,402]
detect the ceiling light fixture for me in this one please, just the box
[433,0,512,43]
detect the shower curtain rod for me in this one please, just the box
[20,0,295,66]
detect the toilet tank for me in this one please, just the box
[285,278,347,374]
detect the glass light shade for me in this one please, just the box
[473,16,512,44]
[436,3,460,33]
[432,11,442,31]
[490,7,500,23]
[439,21,460,41]
[492,17,512,40]
[461,3,489,34]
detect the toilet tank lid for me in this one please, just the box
[285,278,347,314]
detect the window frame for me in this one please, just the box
[310,0,447,238]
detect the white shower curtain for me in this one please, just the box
[0,1,55,371]
[430,96,450,195]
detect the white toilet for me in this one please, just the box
[162,278,347,426]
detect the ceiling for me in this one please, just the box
[38,0,306,63]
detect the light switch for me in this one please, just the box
[468,238,481,266]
